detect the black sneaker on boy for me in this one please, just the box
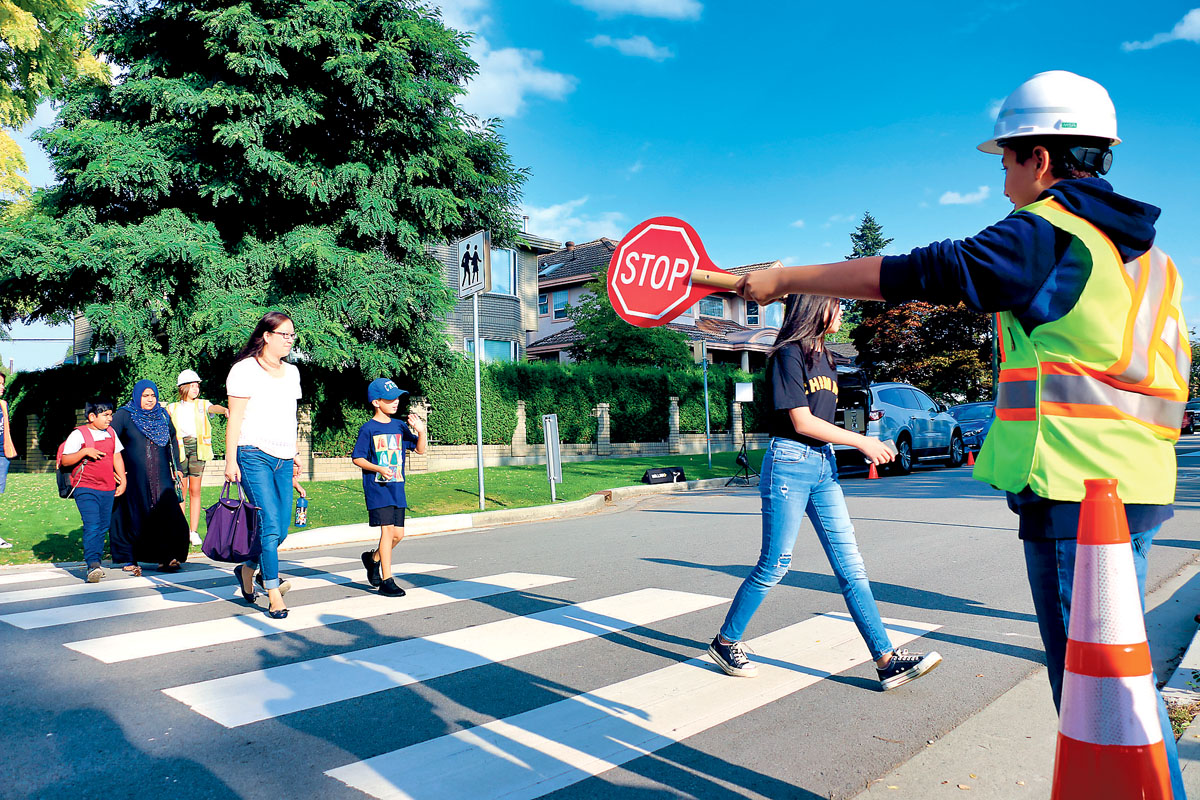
[379,577,406,597]
[86,562,105,583]
[361,550,382,587]
[877,649,942,691]
[708,636,757,677]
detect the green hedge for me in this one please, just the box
[7,356,764,457]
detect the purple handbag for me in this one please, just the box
[202,481,262,563]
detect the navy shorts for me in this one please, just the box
[368,506,406,528]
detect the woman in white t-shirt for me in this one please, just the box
[225,311,302,619]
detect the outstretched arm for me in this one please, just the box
[737,258,883,305]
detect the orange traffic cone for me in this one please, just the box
[867,462,879,480]
[966,449,975,466]
[1050,478,1172,800]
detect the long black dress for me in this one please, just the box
[109,407,190,566]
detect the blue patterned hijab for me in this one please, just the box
[125,379,171,446]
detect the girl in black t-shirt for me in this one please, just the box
[707,294,943,690]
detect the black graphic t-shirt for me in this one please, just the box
[766,343,839,448]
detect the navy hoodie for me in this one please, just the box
[879,178,1171,539]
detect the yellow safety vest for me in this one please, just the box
[974,197,1189,504]
[166,399,214,462]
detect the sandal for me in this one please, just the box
[234,565,257,604]
[159,560,182,572]
[255,571,291,596]
[265,606,289,620]
[122,564,142,577]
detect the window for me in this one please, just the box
[465,339,516,362]
[699,297,724,318]
[746,301,759,326]
[489,248,516,295]
[763,302,783,328]
[904,388,936,412]
[877,387,907,406]
[552,290,568,320]
[538,293,548,316]
[93,350,110,364]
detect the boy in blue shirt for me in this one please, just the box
[351,378,427,596]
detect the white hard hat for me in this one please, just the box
[979,70,1120,154]
[177,369,201,386]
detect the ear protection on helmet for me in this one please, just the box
[1067,146,1112,175]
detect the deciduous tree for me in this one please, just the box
[567,273,692,369]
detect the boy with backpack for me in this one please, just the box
[58,400,127,582]
[351,379,427,597]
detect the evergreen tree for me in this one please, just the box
[0,0,525,386]
[567,272,692,369]
[835,211,892,342]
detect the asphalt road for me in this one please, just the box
[2,447,1199,800]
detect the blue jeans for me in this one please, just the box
[1024,523,1185,799]
[237,446,293,590]
[720,438,894,661]
[74,488,114,565]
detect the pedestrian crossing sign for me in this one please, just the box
[457,230,492,298]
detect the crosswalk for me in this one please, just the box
[0,554,941,799]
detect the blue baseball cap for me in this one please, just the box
[367,378,406,402]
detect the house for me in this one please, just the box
[428,232,561,362]
[527,240,787,371]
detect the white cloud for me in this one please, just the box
[430,2,576,119]
[523,197,625,242]
[628,159,644,174]
[986,98,1004,120]
[462,45,576,118]
[822,242,832,248]
[571,0,702,19]
[589,34,674,61]
[1122,8,1200,51]
[939,186,991,205]
[789,219,805,229]
[822,213,857,229]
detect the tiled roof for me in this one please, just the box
[537,238,617,283]
[528,317,779,352]
[526,327,585,350]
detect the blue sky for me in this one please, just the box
[5,1,1199,370]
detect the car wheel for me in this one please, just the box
[889,436,913,475]
[947,432,964,467]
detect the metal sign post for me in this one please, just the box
[458,231,492,512]
[543,413,562,502]
[702,340,712,470]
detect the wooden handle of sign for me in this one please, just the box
[692,269,741,290]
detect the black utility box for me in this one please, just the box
[641,467,687,484]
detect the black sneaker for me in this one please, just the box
[707,636,757,677]
[379,577,406,597]
[361,550,382,587]
[86,562,105,583]
[877,649,942,690]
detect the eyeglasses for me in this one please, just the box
[269,330,298,341]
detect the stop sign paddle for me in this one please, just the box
[606,216,740,328]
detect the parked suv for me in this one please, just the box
[1184,398,1200,435]
[865,382,964,474]
[833,365,871,469]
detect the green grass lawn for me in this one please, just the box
[0,450,763,565]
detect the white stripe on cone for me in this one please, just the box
[1068,543,1146,645]
[1059,673,1163,747]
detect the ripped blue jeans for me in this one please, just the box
[720,437,895,661]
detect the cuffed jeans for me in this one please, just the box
[720,438,894,661]
[1024,523,1185,799]
[74,488,114,565]
[237,446,292,590]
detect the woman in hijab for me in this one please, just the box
[109,380,190,575]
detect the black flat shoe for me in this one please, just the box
[265,607,289,619]
[234,565,256,603]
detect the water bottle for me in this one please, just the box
[295,496,308,527]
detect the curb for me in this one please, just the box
[0,476,754,571]
[278,475,746,552]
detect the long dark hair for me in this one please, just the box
[770,294,839,369]
[232,311,293,365]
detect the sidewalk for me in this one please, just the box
[858,554,1200,798]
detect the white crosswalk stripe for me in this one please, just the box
[324,614,941,800]
[64,572,573,663]
[0,556,359,607]
[0,569,80,587]
[1,553,945,798]
[0,563,454,629]
[162,587,728,728]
